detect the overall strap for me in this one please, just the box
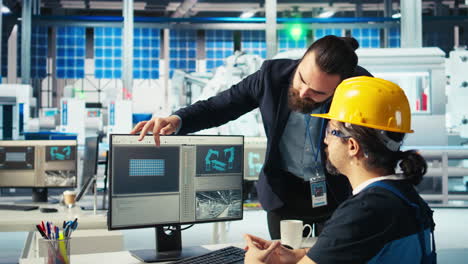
[366,181,419,210]
[364,181,436,264]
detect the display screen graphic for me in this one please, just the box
[6,152,26,162]
[196,145,243,175]
[46,146,76,161]
[196,190,242,220]
[129,159,165,177]
[0,147,34,169]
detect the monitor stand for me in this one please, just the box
[130,225,210,263]
[32,188,48,202]
[13,188,61,204]
[13,188,49,204]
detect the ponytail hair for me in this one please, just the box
[398,150,427,186]
[338,122,428,186]
[340,37,359,51]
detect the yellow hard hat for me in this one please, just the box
[311,76,413,133]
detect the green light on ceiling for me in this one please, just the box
[287,24,305,41]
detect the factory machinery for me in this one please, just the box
[3,46,468,206]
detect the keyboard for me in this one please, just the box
[0,204,39,211]
[171,246,245,264]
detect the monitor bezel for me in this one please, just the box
[0,140,78,188]
[108,134,245,231]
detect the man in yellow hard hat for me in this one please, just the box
[132,35,372,239]
[244,76,436,264]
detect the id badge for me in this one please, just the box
[309,165,328,208]
[310,180,327,208]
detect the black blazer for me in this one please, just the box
[175,59,372,213]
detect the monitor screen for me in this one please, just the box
[45,146,76,161]
[243,137,267,180]
[0,146,35,169]
[108,135,244,230]
[0,140,77,202]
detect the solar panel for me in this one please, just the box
[56,26,85,79]
[205,30,233,71]
[133,27,160,79]
[241,30,266,58]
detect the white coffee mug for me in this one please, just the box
[280,219,312,249]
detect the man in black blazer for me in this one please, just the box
[131,35,372,239]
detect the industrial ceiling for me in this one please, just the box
[3,0,468,18]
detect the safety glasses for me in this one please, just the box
[325,124,351,139]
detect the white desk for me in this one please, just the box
[0,202,112,259]
[19,238,318,264]
[20,251,143,264]
[0,203,107,232]
[20,244,239,264]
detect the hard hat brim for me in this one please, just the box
[311,113,414,134]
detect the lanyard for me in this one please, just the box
[304,114,325,163]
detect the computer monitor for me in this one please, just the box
[243,137,267,181]
[108,134,244,262]
[75,136,99,202]
[0,140,77,202]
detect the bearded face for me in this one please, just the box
[288,52,341,114]
[325,154,341,175]
[287,85,321,114]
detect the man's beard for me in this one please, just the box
[288,85,321,114]
[325,159,341,175]
[325,148,341,175]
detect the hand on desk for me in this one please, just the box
[244,234,303,264]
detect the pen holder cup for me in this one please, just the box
[44,238,71,264]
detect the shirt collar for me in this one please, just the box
[352,174,405,195]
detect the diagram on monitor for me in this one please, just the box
[46,146,76,161]
[196,145,243,175]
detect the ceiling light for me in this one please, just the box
[240,10,256,18]
[392,12,401,19]
[317,9,336,18]
[2,6,11,13]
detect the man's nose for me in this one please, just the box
[299,86,311,99]
[324,136,329,145]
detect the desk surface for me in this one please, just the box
[19,239,318,264]
[0,202,106,232]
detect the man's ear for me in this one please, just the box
[347,137,360,157]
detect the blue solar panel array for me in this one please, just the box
[94,27,122,79]
[56,26,85,79]
[388,27,400,48]
[16,26,48,78]
[134,28,160,79]
[169,29,197,76]
[205,30,233,71]
[31,26,48,78]
[352,28,380,48]
[314,28,343,40]
[278,30,307,52]
[241,30,266,58]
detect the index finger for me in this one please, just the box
[248,234,270,248]
[152,121,167,147]
[138,121,153,141]
[244,234,256,248]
